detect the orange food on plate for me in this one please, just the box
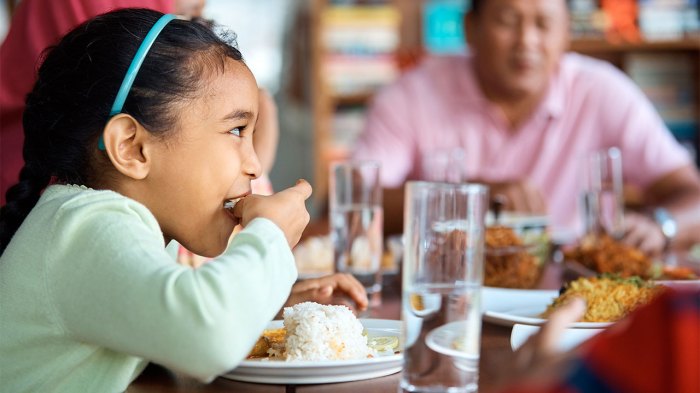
[661,265,697,280]
[542,276,665,322]
[484,226,542,289]
[247,328,286,358]
[564,234,651,278]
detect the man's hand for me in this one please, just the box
[488,180,547,214]
[621,211,666,256]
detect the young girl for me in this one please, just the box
[0,8,366,391]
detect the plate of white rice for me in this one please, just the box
[223,302,402,384]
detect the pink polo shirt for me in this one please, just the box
[353,53,691,234]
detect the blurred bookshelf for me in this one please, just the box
[311,0,403,203]
[310,0,700,202]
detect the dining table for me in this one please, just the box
[128,243,700,393]
[126,261,572,393]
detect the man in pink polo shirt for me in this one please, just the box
[353,0,700,254]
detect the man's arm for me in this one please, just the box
[626,164,700,253]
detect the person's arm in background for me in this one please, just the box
[250,89,279,196]
[253,88,279,175]
[627,166,700,253]
[596,63,700,255]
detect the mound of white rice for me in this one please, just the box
[283,302,375,361]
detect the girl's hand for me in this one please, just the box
[233,180,312,248]
[279,273,369,317]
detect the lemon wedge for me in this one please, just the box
[368,336,399,352]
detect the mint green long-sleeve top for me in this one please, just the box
[0,184,297,392]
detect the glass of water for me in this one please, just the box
[401,181,488,393]
[329,160,383,315]
[581,147,624,238]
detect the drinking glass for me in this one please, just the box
[329,161,383,315]
[401,181,488,393]
[581,147,624,238]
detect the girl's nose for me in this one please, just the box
[242,139,262,179]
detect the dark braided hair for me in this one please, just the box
[0,8,243,255]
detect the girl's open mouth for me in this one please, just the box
[223,198,241,210]
[223,197,243,224]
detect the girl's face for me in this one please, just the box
[146,58,261,257]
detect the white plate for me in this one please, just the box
[425,321,479,360]
[481,287,610,329]
[485,308,611,328]
[221,319,402,385]
[510,324,604,352]
[655,279,700,290]
[482,287,559,315]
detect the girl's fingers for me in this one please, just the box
[332,273,368,309]
[291,179,312,200]
[292,273,369,310]
[230,196,249,218]
[292,279,322,293]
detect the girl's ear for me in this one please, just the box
[102,114,152,180]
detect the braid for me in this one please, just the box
[0,164,50,254]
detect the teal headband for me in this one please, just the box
[99,13,176,150]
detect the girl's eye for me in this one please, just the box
[228,127,242,137]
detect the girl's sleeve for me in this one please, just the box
[47,205,296,382]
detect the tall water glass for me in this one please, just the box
[581,147,624,238]
[401,182,488,393]
[330,161,383,314]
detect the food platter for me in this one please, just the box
[481,287,611,328]
[222,319,402,384]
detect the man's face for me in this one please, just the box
[466,0,569,101]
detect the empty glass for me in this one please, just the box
[581,147,624,238]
